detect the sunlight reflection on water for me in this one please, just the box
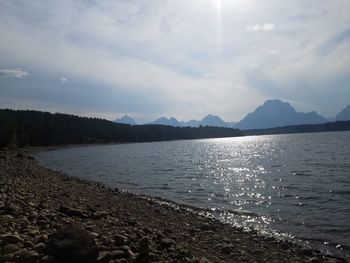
[36,131,350,258]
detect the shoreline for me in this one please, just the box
[0,150,347,263]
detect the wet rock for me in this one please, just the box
[46,224,98,263]
[2,244,20,254]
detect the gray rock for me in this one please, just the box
[2,234,22,244]
[17,250,40,263]
[34,242,46,253]
[46,224,98,263]
[2,244,20,254]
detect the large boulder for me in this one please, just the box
[46,224,98,263]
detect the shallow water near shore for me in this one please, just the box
[35,131,350,259]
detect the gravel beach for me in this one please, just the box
[0,150,347,263]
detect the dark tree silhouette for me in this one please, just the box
[243,121,350,136]
[0,109,242,148]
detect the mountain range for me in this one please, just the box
[114,100,350,130]
[236,99,328,130]
[146,114,234,128]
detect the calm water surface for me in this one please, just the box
[35,131,350,257]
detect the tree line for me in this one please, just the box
[0,109,242,148]
[243,121,350,136]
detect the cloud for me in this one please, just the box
[60,77,68,85]
[0,68,28,79]
[246,23,275,32]
[0,1,350,120]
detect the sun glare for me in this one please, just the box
[214,0,222,11]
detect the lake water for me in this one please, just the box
[35,131,350,258]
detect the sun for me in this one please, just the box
[214,0,222,10]
[212,0,222,14]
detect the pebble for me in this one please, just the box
[33,242,46,253]
[160,238,176,249]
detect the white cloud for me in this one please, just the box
[262,23,275,31]
[0,68,28,79]
[246,23,275,32]
[60,77,68,85]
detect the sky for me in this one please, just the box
[1,0,350,123]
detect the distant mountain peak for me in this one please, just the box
[236,99,327,130]
[336,104,350,121]
[259,99,295,112]
[114,114,136,125]
[200,114,229,127]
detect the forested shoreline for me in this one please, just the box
[1,109,349,149]
[243,121,350,136]
[0,109,242,148]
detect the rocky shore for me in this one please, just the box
[0,150,347,263]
